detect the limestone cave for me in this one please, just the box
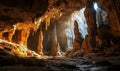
[0,0,120,71]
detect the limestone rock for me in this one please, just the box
[68,21,83,56]
[84,0,97,49]
[104,44,120,56]
[50,25,62,56]
[96,0,120,37]
[81,35,93,54]
[37,31,43,55]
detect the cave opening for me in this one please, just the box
[65,7,87,51]
[0,0,120,71]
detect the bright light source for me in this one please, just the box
[65,7,88,50]
[94,2,98,11]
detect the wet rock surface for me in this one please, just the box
[0,51,120,71]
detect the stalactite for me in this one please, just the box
[37,30,43,55]
[45,16,51,30]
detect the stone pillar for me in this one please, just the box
[68,21,83,56]
[8,29,15,42]
[73,21,83,50]
[0,32,2,39]
[50,24,61,56]
[84,0,97,49]
[20,29,30,47]
[37,30,43,55]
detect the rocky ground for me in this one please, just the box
[0,50,120,71]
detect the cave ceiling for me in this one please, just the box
[0,0,119,23]
[0,0,120,36]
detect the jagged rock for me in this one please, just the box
[68,21,83,57]
[0,0,120,58]
[71,50,84,57]
[65,50,72,56]
[0,39,41,58]
[81,35,93,54]
[73,21,83,50]
[84,0,97,49]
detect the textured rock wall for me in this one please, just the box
[0,0,120,56]
[96,0,120,37]
[84,0,97,49]
[68,21,83,56]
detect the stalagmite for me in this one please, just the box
[50,24,62,56]
[37,30,43,55]
[84,0,97,49]
[73,21,83,50]
[68,21,83,56]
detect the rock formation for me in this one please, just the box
[68,21,83,56]
[0,0,120,57]
[37,30,43,55]
[84,0,97,50]
[50,24,62,56]
[96,0,120,37]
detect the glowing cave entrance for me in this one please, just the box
[65,2,108,52]
[65,8,88,50]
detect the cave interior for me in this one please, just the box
[0,0,120,71]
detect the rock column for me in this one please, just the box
[69,21,83,56]
[37,30,43,55]
[84,0,97,49]
[50,24,62,56]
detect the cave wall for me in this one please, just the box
[65,0,120,56]
[0,0,120,56]
[96,0,120,37]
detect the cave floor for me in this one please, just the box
[0,55,120,71]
